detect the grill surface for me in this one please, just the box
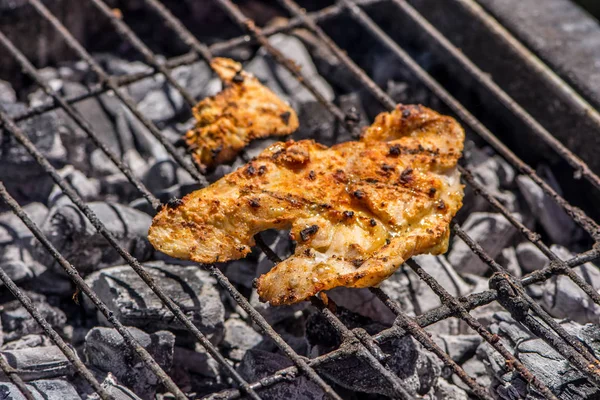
[1,1,600,399]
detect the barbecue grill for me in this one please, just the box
[2,0,600,399]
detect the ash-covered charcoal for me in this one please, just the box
[432,334,482,364]
[1,293,66,342]
[0,379,81,400]
[47,166,101,207]
[238,349,325,400]
[327,286,398,326]
[0,202,48,285]
[0,346,74,381]
[306,306,442,397]
[497,246,522,278]
[263,34,335,108]
[0,102,66,206]
[434,377,469,400]
[84,327,174,399]
[294,100,336,145]
[35,202,153,274]
[84,262,224,342]
[476,312,600,399]
[87,373,143,400]
[222,317,263,362]
[516,241,547,273]
[516,166,582,246]
[461,143,519,215]
[448,212,518,276]
[0,79,16,103]
[1,334,53,350]
[542,245,600,324]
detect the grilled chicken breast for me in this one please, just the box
[185,57,299,169]
[150,104,464,305]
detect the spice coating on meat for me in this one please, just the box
[184,57,299,169]
[149,104,464,305]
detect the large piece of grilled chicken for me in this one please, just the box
[185,58,299,169]
[150,104,464,305]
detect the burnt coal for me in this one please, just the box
[35,202,153,274]
[238,349,325,400]
[0,202,48,285]
[1,293,66,343]
[0,379,81,400]
[85,326,174,400]
[84,262,225,342]
[516,241,547,273]
[1,334,53,350]
[477,312,600,399]
[222,317,263,362]
[448,212,518,276]
[0,346,74,381]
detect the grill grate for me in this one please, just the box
[0,0,600,399]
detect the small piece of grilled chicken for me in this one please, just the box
[185,57,299,169]
[150,104,464,305]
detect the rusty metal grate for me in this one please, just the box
[1,0,600,399]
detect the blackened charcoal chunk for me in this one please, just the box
[238,350,325,400]
[542,245,600,324]
[0,202,48,285]
[84,262,224,343]
[1,334,53,350]
[516,242,547,273]
[307,306,442,397]
[222,318,263,362]
[1,293,66,342]
[36,202,153,274]
[84,327,174,399]
[0,347,74,381]
[0,379,80,400]
[477,312,600,399]
[448,212,518,276]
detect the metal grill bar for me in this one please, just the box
[390,0,600,192]
[337,0,600,240]
[0,30,161,210]
[87,0,197,107]
[27,0,207,186]
[0,263,113,400]
[0,0,598,398]
[0,353,36,400]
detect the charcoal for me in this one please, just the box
[89,373,143,400]
[516,167,581,246]
[515,242,547,273]
[2,334,53,350]
[0,103,66,205]
[36,202,153,274]
[173,344,220,379]
[454,356,491,391]
[497,246,522,278]
[476,312,600,399]
[434,377,469,400]
[84,262,224,342]
[1,294,66,342]
[47,166,100,207]
[432,334,482,364]
[306,306,441,396]
[327,286,397,325]
[0,346,73,381]
[238,349,325,400]
[0,79,16,103]
[84,326,174,399]
[245,57,287,100]
[409,254,472,316]
[0,202,48,285]
[171,61,213,102]
[448,212,518,276]
[294,101,336,145]
[542,245,600,324]
[0,379,80,400]
[265,34,334,107]
[222,318,263,362]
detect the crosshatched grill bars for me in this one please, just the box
[0,0,599,399]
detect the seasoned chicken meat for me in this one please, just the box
[185,57,299,169]
[150,104,464,305]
